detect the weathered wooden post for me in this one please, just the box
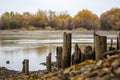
[22,59,29,75]
[56,47,62,70]
[117,32,120,50]
[84,45,95,60]
[95,35,107,60]
[62,32,67,69]
[109,39,115,51]
[67,33,72,65]
[84,51,95,61]
[93,29,97,58]
[46,53,51,71]
[62,32,72,69]
[111,39,113,47]
[72,43,81,65]
[93,29,97,51]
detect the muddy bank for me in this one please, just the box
[1,54,120,80]
[0,30,119,39]
[0,67,48,80]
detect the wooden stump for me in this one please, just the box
[22,59,29,75]
[56,47,62,70]
[62,32,72,69]
[117,33,120,50]
[93,29,97,51]
[67,33,72,65]
[111,39,113,47]
[72,43,81,65]
[84,45,92,53]
[95,35,107,60]
[109,39,115,51]
[84,50,95,60]
[84,45,95,61]
[46,53,51,71]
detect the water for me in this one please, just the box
[0,31,118,71]
[0,39,59,71]
[0,38,88,71]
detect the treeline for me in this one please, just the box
[0,8,120,30]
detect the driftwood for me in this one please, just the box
[101,50,120,59]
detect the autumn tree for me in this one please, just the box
[28,10,48,29]
[100,8,120,30]
[8,20,21,29]
[11,12,22,29]
[0,12,22,29]
[72,9,100,30]
[21,12,30,28]
[58,13,72,30]
[47,10,56,29]
[51,13,72,30]
[0,16,3,29]
[0,12,10,29]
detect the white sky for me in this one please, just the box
[0,0,120,17]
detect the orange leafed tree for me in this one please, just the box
[72,9,100,30]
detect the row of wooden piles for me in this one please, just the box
[21,31,120,75]
[46,31,120,72]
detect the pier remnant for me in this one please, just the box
[111,39,113,47]
[95,35,107,60]
[46,53,51,71]
[117,32,120,50]
[72,43,81,65]
[22,59,29,75]
[62,32,72,69]
[84,45,95,61]
[56,47,62,70]
[109,39,115,51]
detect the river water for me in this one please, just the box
[0,31,119,71]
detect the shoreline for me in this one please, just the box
[0,30,119,40]
[0,54,120,79]
[0,29,119,32]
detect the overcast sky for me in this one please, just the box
[0,0,120,17]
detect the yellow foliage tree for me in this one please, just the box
[100,8,120,30]
[72,9,100,30]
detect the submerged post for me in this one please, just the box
[46,53,51,72]
[117,32,120,50]
[62,32,72,69]
[111,39,113,47]
[22,59,29,75]
[95,35,107,60]
[56,47,62,70]
[109,39,115,51]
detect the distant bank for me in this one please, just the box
[0,30,119,39]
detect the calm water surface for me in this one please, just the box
[0,31,118,71]
[0,39,60,71]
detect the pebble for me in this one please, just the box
[96,60,103,68]
[114,68,120,74]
